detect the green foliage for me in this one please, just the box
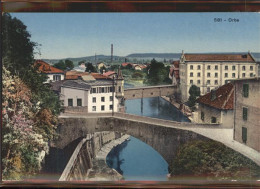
[187,85,200,108]
[85,63,97,73]
[53,59,74,71]
[146,59,171,85]
[2,14,61,180]
[110,65,119,71]
[2,13,36,77]
[132,72,143,79]
[78,60,86,65]
[170,140,260,180]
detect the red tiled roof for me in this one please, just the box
[34,60,64,74]
[197,83,234,110]
[184,53,255,62]
[122,63,133,67]
[103,71,116,77]
[65,71,110,80]
[91,73,110,79]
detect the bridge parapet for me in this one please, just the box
[124,85,177,100]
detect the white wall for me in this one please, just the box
[46,73,65,83]
[62,87,87,107]
[88,88,119,113]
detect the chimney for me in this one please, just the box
[211,89,216,101]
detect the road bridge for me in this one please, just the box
[55,112,260,166]
[124,85,177,100]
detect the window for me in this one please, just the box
[207,87,210,93]
[201,112,204,121]
[92,106,96,111]
[207,73,211,77]
[92,88,97,93]
[207,65,211,70]
[250,73,254,77]
[53,75,61,81]
[77,99,82,106]
[211,117,217,123]
[215,80,218,85]
[110,96,113,101]
[118,86,121,93]
[110,105,113,110]
[68,99,73,106]
[197,73,201,77]
[207,80,210,84]
[197,80,201,84]
[197,65,201,70]
[225,66,228,70]
[215,65,218,70]
[225,73,228,78]
[190,72,193,77]
[243,84,249,97]
[101,105,105,111]
[215,73,218,78]
[232,73,236,78]
[101,97,105,102]
[190,65,193,70]
[242,127,247,143]
[101,87,105,93]
[242,66,246,71]
[190,80,193,84]
[242,73,246,78]
[232,65,236,70]
[92,97,96,103]
[243,107,248,121]
[250,66,253,71]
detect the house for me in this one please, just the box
[121,63,133,68]
[134,64,147,71]
[103,71,117,79]
[169,60,180,86]
[179,51,258,102]
[97,62,107,70]
[52,69,124,113]
[34,60,65,83]
[197,83,234,128]
[232,77,260,152]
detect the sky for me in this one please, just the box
[11,13,260,59]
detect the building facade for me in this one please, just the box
[179,52,258,102]
[233,78,260,152]
[197,83,234,128]
[59,69,124,113]
[34,60,65,83]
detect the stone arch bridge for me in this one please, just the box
[54,113,260,166]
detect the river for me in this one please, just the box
[106,96,190,181]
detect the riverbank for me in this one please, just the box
[160,96,194,122]
[86,134,130,181]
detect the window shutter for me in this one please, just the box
[243,84,249,97]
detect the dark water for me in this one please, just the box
[106,97,190,181]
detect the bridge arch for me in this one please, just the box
[54,116,210,165]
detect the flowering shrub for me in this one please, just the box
[2,67,53,180]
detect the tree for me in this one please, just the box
[85,63,97,73]
[53,60,66,70]
[146,59,170,85]
[65,59,74,70]
[2,13,61,180]
[187,85,200,109]
[2,13,36,77]
[78,60,86,65]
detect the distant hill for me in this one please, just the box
[42,52,260,65]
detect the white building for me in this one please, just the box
[34,60,65,83]
[179,51,258,102]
